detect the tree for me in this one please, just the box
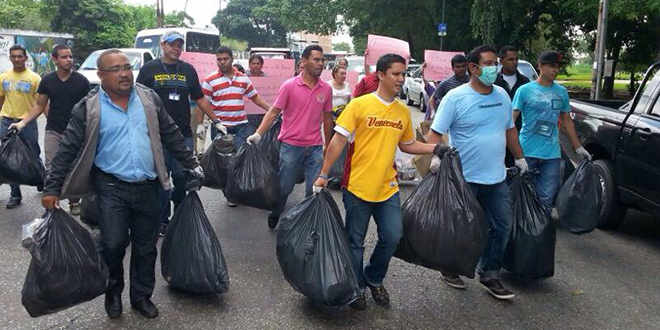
[0,0,51,31]
[333,42,351,52]
[212,0,288,48]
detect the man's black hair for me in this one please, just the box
[450,54,467,68]
[467,45,497,65]
[51,44,71,58]
[498,45,518,58]
[215,46,233,58]
[9,44,27,57]
[302,45,323,59]
[376,53,406,73]
[249,54,264,64]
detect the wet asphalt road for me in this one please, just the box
[0,107,659,330]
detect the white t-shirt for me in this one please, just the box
[502,73,517,90]
[328,80,351,109]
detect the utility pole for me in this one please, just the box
[440,0,446,50]
[591,0,608,100]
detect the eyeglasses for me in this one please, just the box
[99,64,133,72]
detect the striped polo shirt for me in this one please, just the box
[201,69,257,126]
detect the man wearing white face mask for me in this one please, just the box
[426,45,526,300]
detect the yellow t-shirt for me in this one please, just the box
[335,93,414,202]
[0,69,41,119]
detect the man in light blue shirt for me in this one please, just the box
[42,49,204,320]
[512,50,591,213]
[427,45,526,300]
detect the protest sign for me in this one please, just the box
[365,34,410,66]
[423,50,464,81]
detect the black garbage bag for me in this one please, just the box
[259,115,282,167]
[161,191,229,294]
[504,173,556,279]
[258,116,304,184]
[556,159,601,234]
[276,189,360,306]
[21,209,108,317]
[0,129,45,186]
[80,194,100,227]
[200,134,235,189]
[224,143,279,210]
[395,150,487,278]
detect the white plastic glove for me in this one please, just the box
[213,119,227,136]
[575,146,592,161]
[196,124,206,139]
[429,155,441,173]
[514,158,529,174]
[312,185,323,194]
[246,132,262,145]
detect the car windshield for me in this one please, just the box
[135,35,162,58]
[80,51,141,71]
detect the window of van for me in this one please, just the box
[185,32,219,54]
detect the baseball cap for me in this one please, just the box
[161,31,184,44]
[538,51,564,65]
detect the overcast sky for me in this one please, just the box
[123,0,352,49]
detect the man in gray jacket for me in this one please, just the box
[42,49,203,319]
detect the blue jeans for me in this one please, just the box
[343,190,403,289]
[270,142,323,218]
[211,123,253,150]
[468,181,513,281]
[526,157,561,215]
[159,137,194,224]
[0,117,40,198]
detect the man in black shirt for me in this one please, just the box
[136,31,224,235]
[494,45,530,167]
[10,44,90,215]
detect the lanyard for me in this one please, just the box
[160,59,182,95]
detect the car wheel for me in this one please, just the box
[592,159,626,229]
[419,93,426,112]
[406,90,414,105]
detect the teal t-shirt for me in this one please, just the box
[512,81,570,159]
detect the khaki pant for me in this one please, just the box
[44,130,79,204]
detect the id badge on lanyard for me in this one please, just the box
[162,60,182,102]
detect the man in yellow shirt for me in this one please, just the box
[0,45,41,208]
[314,54,448,310]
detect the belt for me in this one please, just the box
[93,167,158,186]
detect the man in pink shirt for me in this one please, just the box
[247,45,333,229]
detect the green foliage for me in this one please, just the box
[258,0,343,35]
[212,0,288,48]
[332,42,351,52]
[221,36,248,52]
[0,0,51,31]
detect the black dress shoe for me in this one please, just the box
[105,293,122,319]
[6,197,21,209]
[132,299,159,318]
[268,215,279,229]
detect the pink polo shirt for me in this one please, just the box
[274,74,333,147]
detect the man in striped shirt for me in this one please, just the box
[202,46,271,149]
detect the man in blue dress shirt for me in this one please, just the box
[42,49,204,319]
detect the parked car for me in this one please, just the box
[565,62,660,229]
[78,48,155,90]
[404,66,434,112]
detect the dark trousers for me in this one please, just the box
[93,169,161,304]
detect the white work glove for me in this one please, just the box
[8,121,25,132]
[196,124,206,139]
[575,146,592,161]
[185,165,205,191]
[514,158,529,174]
[312,185,323,194]
[212,119,227,136]
[429,155,441,173]
[246,132,262,145]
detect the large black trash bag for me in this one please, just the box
[21,209,108,317]
[276,189,360,306]
[80,194,100,227]
[0,129,45,186]
[259,115,282,167]
[224,143,279,210]
[161,191,229,294]
[395,150,487,278]
[504,173,556,279]
[556,159,601,234]
[200,134,235,189]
